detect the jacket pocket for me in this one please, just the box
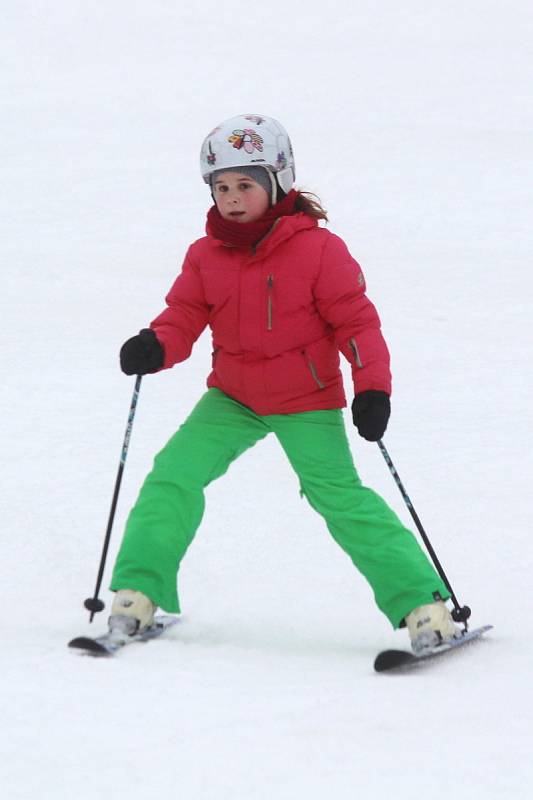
[266,274,274,331]
[211,347,219,367]
[302,349,325,389]
[349,337,363,368]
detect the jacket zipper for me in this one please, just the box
[303,350,325,389]
[349,337,363,368]
[267,274,274,331]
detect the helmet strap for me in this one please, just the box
[266,169,277,206]
[276,167,294,195]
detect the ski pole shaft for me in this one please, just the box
[84,375,143,622]
[377,438,471,626]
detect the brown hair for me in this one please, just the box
[294,191,328,222]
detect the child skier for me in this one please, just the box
[109,113,459,654]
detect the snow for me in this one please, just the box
[2,1,532,797]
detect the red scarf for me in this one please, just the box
[206,189,299,247]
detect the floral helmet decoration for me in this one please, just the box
[200,114,296,200]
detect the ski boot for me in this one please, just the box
[405,601,461,655]
[108,589,156,637]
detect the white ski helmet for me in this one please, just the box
[200,113,295,195]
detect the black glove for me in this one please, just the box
[119,329,164,375]
[351,390,391,441]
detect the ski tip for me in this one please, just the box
[374,649,415,672]
[475,624,494,635]
[68,636,112,656]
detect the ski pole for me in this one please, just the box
[377,438,471,627]
[84,375,143,622]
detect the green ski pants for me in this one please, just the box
[111,388,448,627]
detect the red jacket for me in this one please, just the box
[151,212,391,415]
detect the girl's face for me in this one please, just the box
[213,172,270,223]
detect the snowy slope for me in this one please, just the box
[2,2,532,798]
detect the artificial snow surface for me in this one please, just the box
[2,2,532,798]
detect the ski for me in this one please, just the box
[68,615,178,656]
[374,624,493,672]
